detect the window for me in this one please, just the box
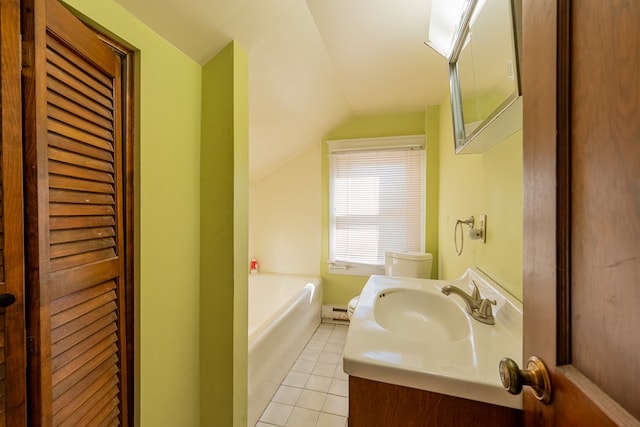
[328,135,425,276]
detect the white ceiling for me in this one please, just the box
[114,0,450,180]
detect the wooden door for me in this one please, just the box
[22,0,133,424]
[0,0,27,425]
[522,0,640,425]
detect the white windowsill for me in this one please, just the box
[328,262,385,277]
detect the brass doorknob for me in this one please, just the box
[499,356,552,404]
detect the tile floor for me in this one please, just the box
[255,322,349,427]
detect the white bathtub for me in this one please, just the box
[248,273,322,426]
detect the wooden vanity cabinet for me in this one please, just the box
[349,376,522,427]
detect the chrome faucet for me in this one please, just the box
[441,281,496,325]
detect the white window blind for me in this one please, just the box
[328,136,425,275]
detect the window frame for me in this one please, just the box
[327,135,426,276]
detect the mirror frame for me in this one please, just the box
[448,0,523,154]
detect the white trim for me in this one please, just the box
[327,260,386,277]
[327,135,425,154]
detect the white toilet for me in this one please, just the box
[384,251,433,279]
[347,251,433,320]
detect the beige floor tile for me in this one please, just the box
[296,389,326,411]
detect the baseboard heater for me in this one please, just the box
[321,305,349,324]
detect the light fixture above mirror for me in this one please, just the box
[425,0,471,58]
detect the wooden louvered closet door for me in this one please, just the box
[22,0,133,425]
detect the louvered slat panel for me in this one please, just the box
[49,175,114,195]
[49,161,114,184]
[62,383,119,427]
[50,281,115,319]
[50,249,117,273]
[51,341,117,392]
[46,52,113,105]
[53,348,117,397]
[51,227,115,245]
[48,294,119,422]
[48,128,115,269]
[49,189,115,206]
[49,203,114,216]
[46,36,113,92]
[47,96,116,272]
[51,300,117,344]
[52,356,116,414]
[49,133,114,163]
[47,92,114,132]
[46,78,113,123]
[70,386,120,427]
[53,367,119,426]
[46,63,112,111]
[50,215,115,230]
[84,397,120,427]
[52,357,117,416]
[51,311,116,357]
[48,105,114,141]
[50,323,117,376]
[50,237,115,259]
[48,120,113,152]
[49,146,114,173]
[49,259,120,301]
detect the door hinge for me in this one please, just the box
[21,38,32,69]
[27,336,35,354]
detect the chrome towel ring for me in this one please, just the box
[454,216,475,256]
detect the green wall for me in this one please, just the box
[321,112,437,305]
[200,42,249,427]
[425,106,441,278]
[437,95,523,300]
[320,101,523,306]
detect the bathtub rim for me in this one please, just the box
[248,273,322,348]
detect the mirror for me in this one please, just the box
[449,0,522,154]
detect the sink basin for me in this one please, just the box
[374,289,470,342]
[343,269,524,409]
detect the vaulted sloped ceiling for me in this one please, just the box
[114,0,449,180]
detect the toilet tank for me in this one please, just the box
[384,251,433,278]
